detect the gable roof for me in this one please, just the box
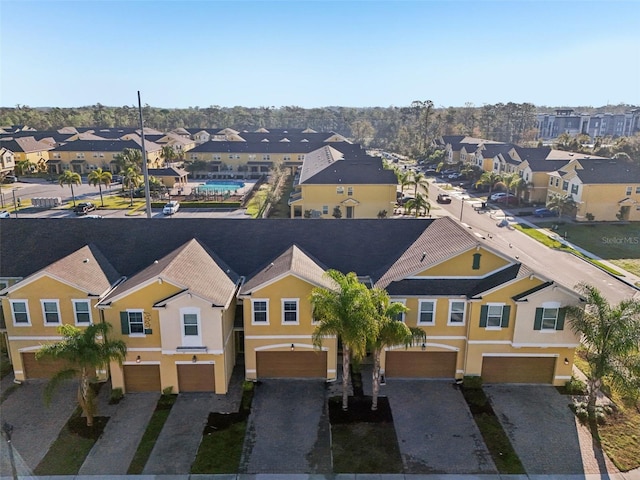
[53,139,161,153]
[571,158,640,184]
[100,239,238,306]
[0,136,53,153]
[240,244,334,294]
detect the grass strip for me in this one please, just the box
[127,394,176,474]
[190,381,254,473]
[34,408,108,475]
[461,385,525,474]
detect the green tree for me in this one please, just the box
[405,192,431,217]
[546,193,576,219]
[566,283,640,417]
[409,171,429,198]
[497,172,524,204]
[160,145,176,167]
[122,166,143,206]
[311,270,378,411]
[476,171,503,198]
[58,170,82,207]
[460,164,482,185]
[396,169,412,197]
[36,323,127,427]
[368,288,425,410]
[87,168,112,207]
[114,147,143,173]
[15,159,31,176]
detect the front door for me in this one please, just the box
[346,206,354,218]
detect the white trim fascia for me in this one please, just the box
[512,342,579,348]
[255,343,328,352]
[468,340,512,345]
[427,336,467,340]
[175,360,215,365]
[555,375,572,380]
[245,335,325,340]
[386,342,459,352]
[127,347,162,352]
[162,349,223,355]
[482,352,559,358]
[102,276,183,305]
[4,271,94,296]
[123,361,161,365]
[11,336,64,342]
[246,369,257,374]
[472,275,531,298]
[241,271,328,296]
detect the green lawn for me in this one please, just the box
[331,422,403,473]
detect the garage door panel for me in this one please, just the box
[124,365,161,392]
[257,351,327,378]
[385,351,457,378]
[22,352,70,379]
[178,364,215,392]
[482,357,555,384]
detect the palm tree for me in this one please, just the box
[368,288,425,410]
[497,172,524,204]
[58,170,82,207]
[546,193,576,219]
[405,192,430,217]
[15,159,31,176]
[114,147,143,173]
[87,168,112,207]
[160,145,176,167]
[476,171,503,198]
[122,166,142,206]
[396,169,411,197]
[311,270,378,411]
[566,283,640,418]
[409,171,429,198]
[36,323,127,427]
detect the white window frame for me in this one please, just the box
[448,300,466,325]
[393,299,407,323]
[180,307,202,346]
[418,300,436,325]
[41,299,61,326]
[626,186,632,196]
[251,299,269,325]
[540,301,561,331]
[486,303,504,329]
[347,186,354,196]
[281,298,299,325]
[322,205,328,215]
[127,309,145,336]
[72,299,92,325]
[10,299,31,326]
[336,186,344,195]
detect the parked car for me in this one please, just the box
[423,168,437,175]
[494,195,519,205]
[436,193,452,204]
[489,192,507,201]
[111,174,123,184]
[163,200,180,215]
[1,175,17,184]
[534,208,556,218]
[0,210,10,218]
[398,196,414,206]
[73,202,96,215]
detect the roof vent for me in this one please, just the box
[83,258,89,264]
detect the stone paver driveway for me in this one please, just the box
[241,379,330,474]
[484,384,584,475]
[384,379,497,474]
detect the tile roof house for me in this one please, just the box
[1,218,582,391]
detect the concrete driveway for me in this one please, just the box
[241,379,331,474]
[484,384,585,475]
[384,379,497,474]
[0,379,77,472]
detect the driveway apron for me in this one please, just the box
[142,392,214,474]
[79,391,160,475]
[385,379,497,474]
[241,379,330,474]
[0,379,77,472]
[484,384,584,474]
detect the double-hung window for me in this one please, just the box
[282,299,299,324]
[418,300,436,325]
[252,300,268,324]
[480,303,510,328]
[448,300,466,325]
[181,308,202,346]
[534,303,566,331]
[73,300,92,325]
[127,310,144,334]
[10,300,30,326]
[41,300,61,325]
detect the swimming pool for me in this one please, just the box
[197,180,245,192]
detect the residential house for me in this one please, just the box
[0,137,53,172]
[547,157,640,222]
[0,147,15,176]
[1,218,583,390]
[288,145,398,219]
[148,167,189,188]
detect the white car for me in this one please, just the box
[163,200,180,215]
[0,210,10,218]
[489,192,507,201]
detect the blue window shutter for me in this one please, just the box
[556,308,566,331]
[501,306,511,328]
[480,305,488,327]
[120,312,129,334]
[534,308,543,330]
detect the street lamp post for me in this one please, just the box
[2,422,18,480]
[11,188,19,218]
[459,197,465,222]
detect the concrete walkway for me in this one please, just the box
[79,389,160,475]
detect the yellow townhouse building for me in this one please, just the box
[0,217,584,393]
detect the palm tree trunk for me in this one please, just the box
[129,187,134,207]
[371,348,381,411]
[78,370,94,427]
[342,346,350,411]
[587,377,600,419]
[99,185,104,207]
[70,184,76,207]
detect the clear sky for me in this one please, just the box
[1,0,639,109]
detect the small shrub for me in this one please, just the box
[565,377,587,395]
[596,410,607,425]
[162,386,174,396]
[109,387,124,405]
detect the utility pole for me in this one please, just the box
[138,91,152,219]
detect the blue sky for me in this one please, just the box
[1,0,639,109]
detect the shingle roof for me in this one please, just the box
[148,167,188,177]
[53,139,161,152]
[572,158,640,184]
[300,152,397,185]
[480,144,513,158]
[0,136,53,153]
[240,244,334,294]
[100,238,238,306]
